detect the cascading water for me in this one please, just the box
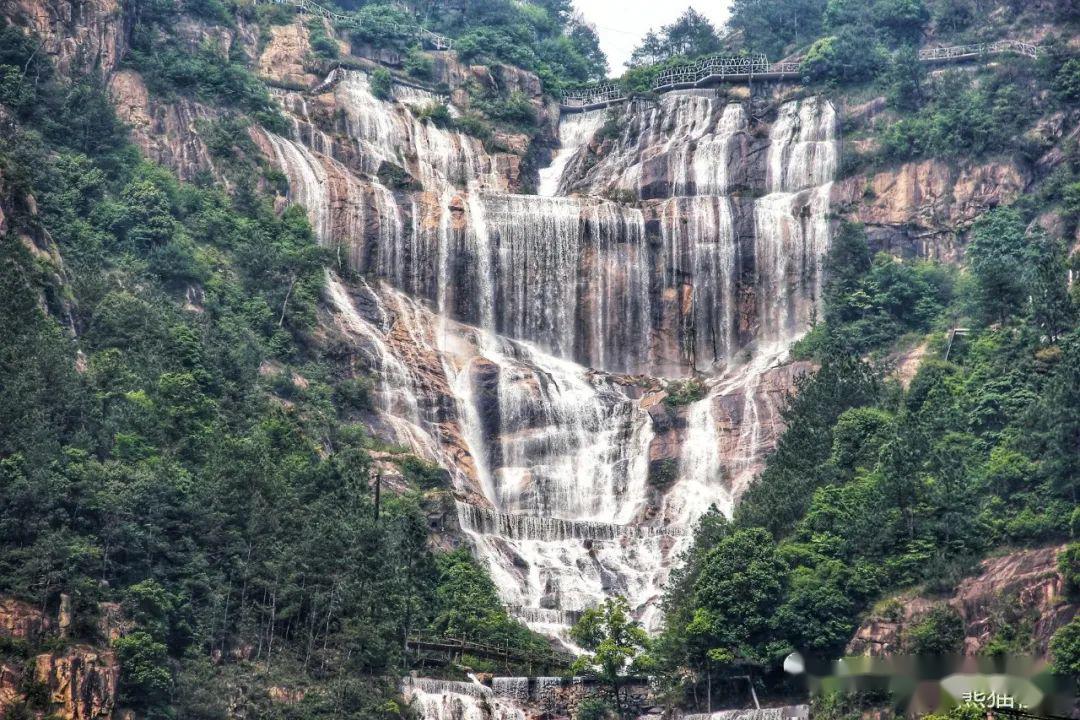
[264,72,836,659]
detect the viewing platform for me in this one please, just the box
[557,38,1040,112]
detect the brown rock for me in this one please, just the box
[4,0,126,79]
[107,70,217,181]
[847,545,1077,656]
[35,645,119,720]
[0,597,51,641]
[832,158,1030,261]
[258,20,318,87]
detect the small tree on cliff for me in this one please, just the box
[570,597,653,718]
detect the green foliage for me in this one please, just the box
[964,207,1029,325]
[369,67,393,100]
[726,0,827,59]
[308,18,340,60]
[571,597,652,716]
[663,379,707,407]
[903,605,964,654]
[803,28,888,84]
[648,459,679,490]
[421,0,605,91]
[1059,543,1080,599]
[114,631,172,707]
[124,12,283,130]
[404,47,434,80]
[1050,616,1080,677]
[880,72,1038,161]
[628,9,721,66]
[576,697,616,720]
[1052,58,1080,103]
[396,455,449,490]
[814,223,953,356]
[432,550,550,655]
[684,529,789,664]
[347,4,417,51]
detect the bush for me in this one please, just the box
[1050,616,1080,677]
[803,27,887,84]
[1053,58,1080,103]
[404,47,434,80]
[1059,542,1080,599]
[648,459,679,489]
[577,698,615,720]
[369,68,393,100]
[413,101,452,128]
[904,605,964,654]
[114,631,172,708]
[396,455,449,489]
[663,379,707,406]
[308,19,339,60]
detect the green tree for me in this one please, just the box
[571,597,652,718]
[687,528,789,664]
[114,631,172,708]
[628,8,721,65]
[966,207,1028,325]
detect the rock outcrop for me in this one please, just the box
[0,598,121,720]
[847,545,1077,656]
[831,158,1030,261]
[35,646,119,720]
[108,69,218,181]
[1,0,126,78]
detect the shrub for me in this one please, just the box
[368,68,393,100]
[1050,616,1080,677]
[397,455,449,489]
[1059,542,1080,599]
[404,47,434,80]
[904,605,964,654]
[577,698,616,720]
[648,459,679,489]
[413,101,452,127]
[663,379,707,406]
[802,27,887,84]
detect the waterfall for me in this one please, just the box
[402,677,527,720]
[269,83,837,650]
[658,196,739,373]
[538,109,607,196]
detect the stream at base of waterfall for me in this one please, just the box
[263,73,836,718]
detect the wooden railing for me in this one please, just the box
[406,633,575,667]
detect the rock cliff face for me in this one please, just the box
[847,545,1077,656]
[831,158,1030,261]
[0,0,126,78]
[108,69,218,181]
[0,598,120,720]
[35,647,119,720]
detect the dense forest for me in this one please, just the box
[0,0,1078,718]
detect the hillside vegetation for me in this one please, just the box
[0,0,1078,718]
